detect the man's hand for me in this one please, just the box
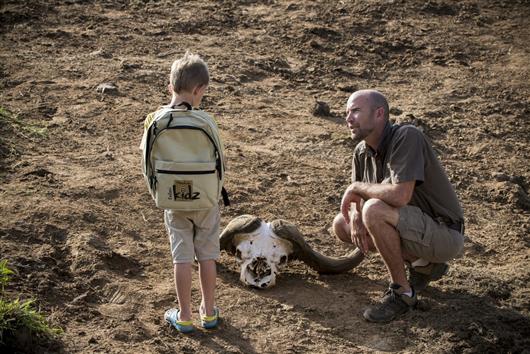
[349,204,371,254]
[340,184,362,223]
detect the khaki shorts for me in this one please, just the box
[396,205,464,263]
[164,206,220,264]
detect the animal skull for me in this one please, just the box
[220,215,364,289]
[232,221,292,288]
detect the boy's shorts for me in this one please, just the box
[396,205,464,263]
[164,206,220,264]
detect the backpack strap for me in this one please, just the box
[166,102,192,127]
[221,187,230,206]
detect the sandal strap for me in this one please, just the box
[201,307,219,322]
[166,309,193,326]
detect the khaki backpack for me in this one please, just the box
[141,104,229,210]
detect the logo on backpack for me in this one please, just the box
[170,181,200,201]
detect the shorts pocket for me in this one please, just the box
[154,160,218,210]
[397,206,433,248]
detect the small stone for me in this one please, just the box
[102,150,114,160]
[281,304,294,311]
[492,172,510,182]
[90,49,112,58]
[389,107,403,115]
[96,83,118,95]
[312,100,331,116]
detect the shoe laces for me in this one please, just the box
[381,286,400,306]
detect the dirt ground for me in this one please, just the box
[1,0,529,353]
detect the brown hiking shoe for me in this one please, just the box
[363,283,417,323]
[409,262,449,293]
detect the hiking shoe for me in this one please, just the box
[363,283,417,323]
[409,262,449,293]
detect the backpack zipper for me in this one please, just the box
[156,169,216,175]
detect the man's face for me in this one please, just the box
[345,94,378,143]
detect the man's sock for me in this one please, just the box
[412,258,429,268]
[402,289,414,297]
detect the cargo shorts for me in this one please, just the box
[396,205,464,263]
[164,206,220,264]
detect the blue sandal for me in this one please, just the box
[200,307,220,329]
[164,308,195,334]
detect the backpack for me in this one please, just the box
[141,103,229,210]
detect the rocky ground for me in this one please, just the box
[0,0,529,353]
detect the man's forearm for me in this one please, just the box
[349,181,413,208]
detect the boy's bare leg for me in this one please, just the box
[198,259,216,316]
[174,263,192,321]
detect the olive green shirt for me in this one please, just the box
[352,122,463,224]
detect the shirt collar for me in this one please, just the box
[375,121,394,157]
[362,121,393,157]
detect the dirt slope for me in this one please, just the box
[1,0,529,353]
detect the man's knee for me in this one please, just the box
[361,198,388,226]
[332,213,351,244]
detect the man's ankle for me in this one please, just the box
[393,282,412,295]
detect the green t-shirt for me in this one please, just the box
[352,122,464,224]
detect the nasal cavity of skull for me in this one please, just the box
[279,255,287,265]
[249,257,271,278]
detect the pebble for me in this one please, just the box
[96,83,118,95]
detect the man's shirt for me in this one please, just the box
[352,122,464,224]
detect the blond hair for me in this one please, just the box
[169,51,209,94]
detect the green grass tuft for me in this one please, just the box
[0,106,48,159]
[0,260,62,345]
[0,260,13,293]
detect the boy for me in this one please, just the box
[142,52,221,333]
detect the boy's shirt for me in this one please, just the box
[143,111,156,131]
[139,110,158,151]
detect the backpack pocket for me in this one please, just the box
[154,160,219,210]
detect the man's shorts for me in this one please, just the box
[164,206,220,264]
[396,205,464,263]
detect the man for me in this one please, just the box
[333,89,464,323]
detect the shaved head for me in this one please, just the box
[348,89,389,121]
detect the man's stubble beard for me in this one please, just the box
[351,128,371,145]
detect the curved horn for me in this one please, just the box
[270,219,364,274]
[219,215,263,254]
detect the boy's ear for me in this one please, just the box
[168,83,174,94]
[194,84,207,95]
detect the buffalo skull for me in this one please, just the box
[220,215,364,288]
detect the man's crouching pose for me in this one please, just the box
[333,89,464,323]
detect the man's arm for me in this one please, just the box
[347,180,415,208]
